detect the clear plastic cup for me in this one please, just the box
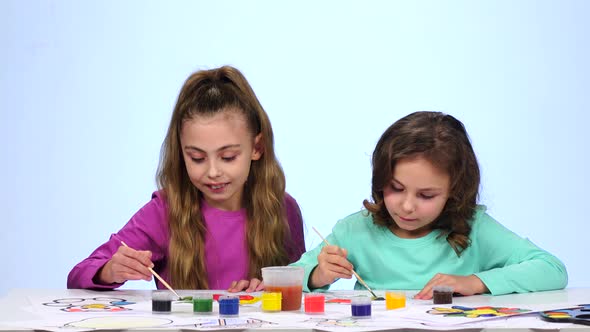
[261,266,304,311]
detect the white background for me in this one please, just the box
[1,1,588,295]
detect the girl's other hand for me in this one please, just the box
[309,245,353,288]
[227,278,263,292]
[98,245,153,284]
[414,273,488,300]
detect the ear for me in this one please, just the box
[251,133,263,161]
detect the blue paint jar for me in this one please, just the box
[351,296,372,319]
[218,295,239,317]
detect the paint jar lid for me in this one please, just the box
[262,291,282,301]
[305,293,325,302]
[433,286,454,293]
[194,293,213,299]
[152,290,175,301]
[351,296,372,305]
[219,295,239,303]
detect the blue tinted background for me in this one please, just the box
[1,1,588,295]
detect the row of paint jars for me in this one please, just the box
[151,291,327,315]
[152,292,239,317]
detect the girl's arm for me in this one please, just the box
[472,211,568,295]
[284,193,306,262]
[66,191,170,289]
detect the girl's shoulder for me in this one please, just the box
[469,205,513,236]
[284,192,299,209]
[333,210,380,233]
[128,190,169,228]
[147,190,169,215]
[151,190,168,208]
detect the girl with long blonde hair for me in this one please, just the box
[68,66,305,291]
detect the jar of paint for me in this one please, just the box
[351,296,372,319]
[385,290,406,310]
[193,293,213,314]
[304,293,325,314]
[261,266,304,311]
[261,291,282,312]
[218,295,239,317]
[151,290,173,313]
[433,286,453,304]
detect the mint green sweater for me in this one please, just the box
[292,206,567,295]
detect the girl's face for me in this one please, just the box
[180,110,262,211]
[383,156,450,239]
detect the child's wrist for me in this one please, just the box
[96,261,114,285]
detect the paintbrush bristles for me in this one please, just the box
[311,227,380,299]
[120,241,181,299]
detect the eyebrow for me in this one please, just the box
[391,179,444,192]
[184,144,241,153]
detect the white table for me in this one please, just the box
[1,288,589,331]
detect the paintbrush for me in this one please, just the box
[312,227,384,301]
[120,241,182,300]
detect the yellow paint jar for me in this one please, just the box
[261,291,282,312]
[385,291,406,310]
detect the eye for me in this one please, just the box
[420,193,435,200]
[221,156,237,162]
[390,184,403,192]
[190,157,205,164]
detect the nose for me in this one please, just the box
[401,195,416,214]
[207,160,222,178]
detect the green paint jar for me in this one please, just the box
[193,294,213,313]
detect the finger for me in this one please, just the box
[120,246,154,268]
[227,280,239,292]
[323,245,347,257]
[235,280,250,292]
[111,265,150,283]
[414,282,434,299]
[340,248,348,257]
[415,276,440,299]
[228,280,250,292]
[112,253,153,280]
[324,255,354,275]
[255,280,265,292]
[245,278,261,292]
[320,263,353,282]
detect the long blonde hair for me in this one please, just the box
[157,66,290,289]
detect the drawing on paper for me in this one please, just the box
[42,297,135,312]
[181,318,277,329]
[427,306,531,318]
[304,317,362,328]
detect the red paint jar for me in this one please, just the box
[304,293,325,314]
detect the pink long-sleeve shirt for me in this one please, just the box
[67,191,305,290]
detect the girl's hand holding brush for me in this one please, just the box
[97,243,154,284]
[309,244,353,288]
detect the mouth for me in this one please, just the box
[206,183,228,190]
[398,215,417,222]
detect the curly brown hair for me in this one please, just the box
[363,111,480,255]
[157,66,290,289]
